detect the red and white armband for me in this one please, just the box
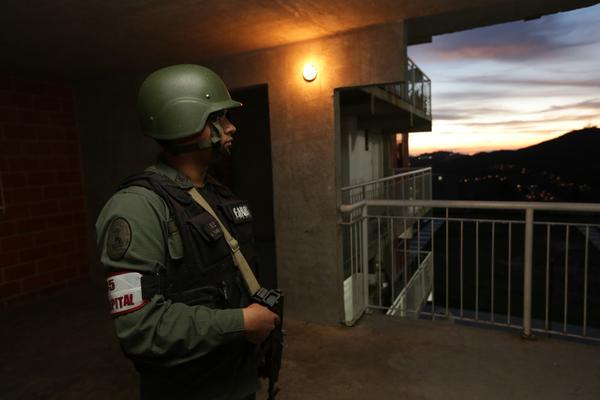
[106,272,149,316]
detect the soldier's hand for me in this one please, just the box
[242,303,279,344]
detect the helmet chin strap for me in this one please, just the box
[165,120,228,155]
[209,120,231,156]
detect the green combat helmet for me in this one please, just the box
[137,64,242,153]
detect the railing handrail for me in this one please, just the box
[377,57,431,117]
[362,199,600,213]
[341,168,432,192]
[339,200,367,214]
[407,57,431,83]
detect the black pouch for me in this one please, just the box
[186,212,230,269]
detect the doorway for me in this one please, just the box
[214,84,278,289]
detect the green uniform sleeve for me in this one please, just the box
[95,186,246,367]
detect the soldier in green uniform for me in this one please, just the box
[95,64,279,400]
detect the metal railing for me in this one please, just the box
[379,58,431,118]
[341,168,432,205]
[340,169,432,324]
[340,199,600,342]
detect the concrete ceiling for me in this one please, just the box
[1,0,598,78]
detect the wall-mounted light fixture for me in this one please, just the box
[303,63,318,82]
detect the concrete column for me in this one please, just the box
[401,132,410,167]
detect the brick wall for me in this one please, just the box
[0,76,88,310]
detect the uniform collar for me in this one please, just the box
[206,174,225,187]
[146,162,225,190]
[146,162,194,190]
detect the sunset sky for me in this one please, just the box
[407,3,600,156]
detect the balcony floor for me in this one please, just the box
[1,282,599,400]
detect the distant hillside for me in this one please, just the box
[410,127,600,201]
[516,127,600,181]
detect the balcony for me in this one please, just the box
[337,57,432,133]
[379,58,432,119]
[339,197,600,343]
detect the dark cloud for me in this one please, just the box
[432,113,464,121]
[434,106,514,121]
[460,76,600,88]
[433,97,600,121]
[533,98,600,113]
[432,38,594,62]
[434,88,573,102]
[460,113,600,128]
[417,8,600,62]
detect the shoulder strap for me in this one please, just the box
[187,188,262,296]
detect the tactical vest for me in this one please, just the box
[120,171,258,310]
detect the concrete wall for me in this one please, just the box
[210,22,407,323]
[341,116,392,188]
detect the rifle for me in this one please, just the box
[253,288,284,400]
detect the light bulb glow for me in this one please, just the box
[303,63,318,82]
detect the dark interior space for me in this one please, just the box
[213,84,278,290]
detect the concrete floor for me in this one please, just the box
[1,282,599,400]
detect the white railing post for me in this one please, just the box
[361,203,370,310]
[427,171,432,200]
[522,208,534,339]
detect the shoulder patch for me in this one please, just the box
[107,217,132,261]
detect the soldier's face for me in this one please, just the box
[217,113,237,151]
[198,112,237,151]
